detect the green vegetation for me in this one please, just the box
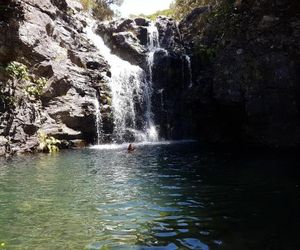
[150,0,236,63]
[38,131,61,153]
[80,0,124,20]
[0,93,15,110]
[132,0,218,21]
[132,9,176,21]
[193,43,216,63]
[5,61,29,81]
[5,61,48,98]
[25,77,47,98]
[172,0,217,20]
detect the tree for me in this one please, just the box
[80,0,124,20]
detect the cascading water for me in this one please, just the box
[86,21,159,143]
[184,54,193,88]
[144,22,163,142]
[93,97,102,145]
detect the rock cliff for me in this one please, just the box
[1,0,299,156]
[179,0,300,148]
[0,0,112,155]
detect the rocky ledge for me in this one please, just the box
[0,0,113,156]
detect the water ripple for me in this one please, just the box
[0,143,299,249]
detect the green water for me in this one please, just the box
[0,142,299,249]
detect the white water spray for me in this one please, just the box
[145,22,164,142]
[93,97,102,144]
[86,21,160,143]
[184,54,193,88]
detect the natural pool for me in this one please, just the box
[0,142,299,249]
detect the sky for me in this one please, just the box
[117,0,174,17]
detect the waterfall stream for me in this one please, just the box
[86,21,159,144]
[184,54,193,88]
[93,97,102,145]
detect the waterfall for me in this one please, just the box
[143,22,163,142]
[158,88,165,111]
[93,97,102,145]
[86,21,159,143]
[184,54,193,88]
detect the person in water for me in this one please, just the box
[127,143,135,152]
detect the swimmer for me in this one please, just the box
[127,143,135,152]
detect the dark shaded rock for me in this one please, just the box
[86,61,102,70]
[151,49,192,139]
[156,16,184,53]
[134,18,149,27]
[179,6,211,29]
[178,0,300,148]
[136,27,148,46]
[116,18,134,32]
[23,124,39,136]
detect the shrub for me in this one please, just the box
[5,61,30,80]
[80,0,123,20]
[133,8,176,21]
[0,94,15,110]
[80,0,95,11]
[194,43,216,63]
[38,131,61,153]
[25,77,47,98]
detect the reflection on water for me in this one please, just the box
[0,142,300,249]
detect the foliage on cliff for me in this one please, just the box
[139,0,218,21]
[38,131,61,153]
[179,0,300,147]
[172,0,218,19]
[131,8,176,21]
[80,0,123,20]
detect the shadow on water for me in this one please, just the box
[0,142,300,249]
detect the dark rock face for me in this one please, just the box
[151,17,192,139]
[0,0,112,156]
[156,16,184,53]
[179,0,300,148]
[151,50,192,139]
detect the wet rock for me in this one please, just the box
[112,32,147,65]
[156,16,184,53]
[116,18,134,32]
[96,21,148,66]
[134,18,149,27]
[136,26,148,46]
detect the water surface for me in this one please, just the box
[0,142,299,249]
